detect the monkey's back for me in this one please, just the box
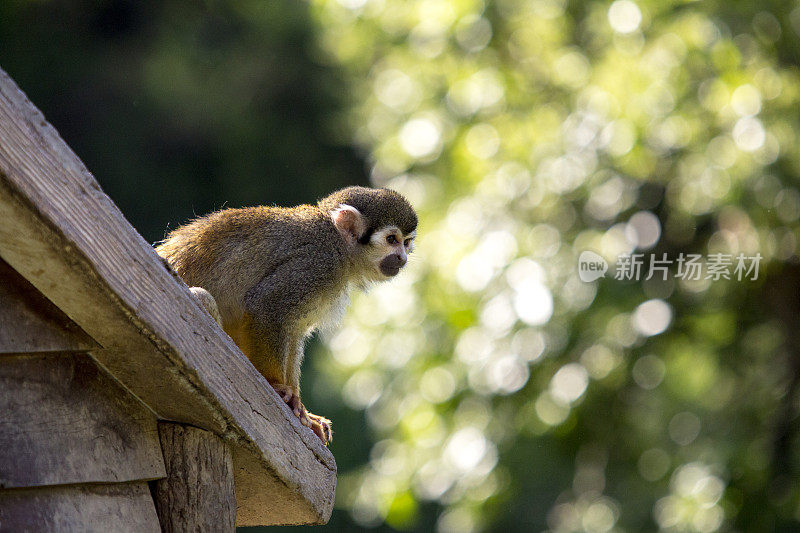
[156,205,348,331]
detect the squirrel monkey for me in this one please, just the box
[156,186,417,445]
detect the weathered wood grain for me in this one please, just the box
[0,67,335,524]
[0,482,160,532]
[0,353,165,488]
[0,257,98,354]
[154,423,236,532]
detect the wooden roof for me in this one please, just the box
[0,67,336,526]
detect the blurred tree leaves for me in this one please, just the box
[306,0,800,531]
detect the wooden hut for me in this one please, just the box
[0,67,336,530]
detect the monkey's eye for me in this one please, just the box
[386,235,398,245]
[404,238,412,247]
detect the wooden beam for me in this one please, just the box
[0,353,165,488]
[0,482,160,531]
[153,423,236,532]
[0,68,335,524]
[0,258,98,354]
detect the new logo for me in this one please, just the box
[578,251,608,282]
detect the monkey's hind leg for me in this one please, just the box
[189,287,223,325]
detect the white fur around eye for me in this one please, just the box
[371,227,398,245]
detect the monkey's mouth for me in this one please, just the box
[379,254,406,277]
[380,265,401,277]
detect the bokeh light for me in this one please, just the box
[309,0,800,524]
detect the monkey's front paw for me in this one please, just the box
[268,382,332,445]
[306,412,333,445]
[270,383,311,426]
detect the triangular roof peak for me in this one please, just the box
[0,67,335,526]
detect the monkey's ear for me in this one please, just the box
[331,204,366,245]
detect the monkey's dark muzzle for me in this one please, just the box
[380,254,406,277]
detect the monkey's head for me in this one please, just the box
[320,186,418,281]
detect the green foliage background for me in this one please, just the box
[3,1,800,531]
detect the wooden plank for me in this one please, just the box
[0,257,98,354]
[0,353,165,488]
[153,423,236,532]
[231,444,337,527]
[0,482,160,532]
[0,67,335,524]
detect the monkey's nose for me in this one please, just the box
[380,253,406,276]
